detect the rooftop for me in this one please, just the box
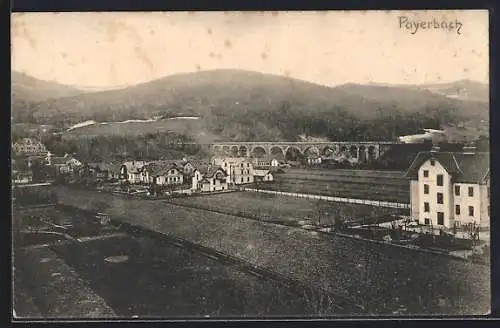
[405,151,490,183]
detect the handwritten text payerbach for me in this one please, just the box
[399,16,463,35]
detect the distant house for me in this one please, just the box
[120,161,146,184]
[270,159,280,167]
[88,163,121,181]
[404,147,490,229]
[306,154,322,165]
[212,157,254,185]
[143,162,184,186]
[253,168,274,182]
[194,166,228,192]
[251,158,270,167]
[12,138,48,156]
[46,153,82,175]
[12,170,33,184]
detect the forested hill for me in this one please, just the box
[11,71,84,122]
[12,69,489,142]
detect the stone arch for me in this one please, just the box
[285,146,304,162]
[367,145,376,161]
[270,146,285,161]
[230,146,239,157]
[213,145,223,156]
[358,145,367,163]
[238,146,248,157]
[250,146,267,158]
[349,145,358,158]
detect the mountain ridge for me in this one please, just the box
[11,69,489,142]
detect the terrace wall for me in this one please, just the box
[50,186,490,316]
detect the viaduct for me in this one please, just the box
[208,141,401,162]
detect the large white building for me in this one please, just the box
[211,157,254,185]
[405,147,490,229]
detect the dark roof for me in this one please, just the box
[204,166,227,179]
[122,161,146,173]
[405,151,490,183]
[145,161,180,176]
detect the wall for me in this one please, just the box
[453,183,482,226]
[418,159,453,227]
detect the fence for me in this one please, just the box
[244,188,410,209]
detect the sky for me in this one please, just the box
[11,10,489,89]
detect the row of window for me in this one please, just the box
[232,169,251,175]
[424,202,475,217]
[423,184,475,197]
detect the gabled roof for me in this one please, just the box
[204,166,227,179]
[122,161,146,173]
[404,151,490,184]
[145,161,181,177]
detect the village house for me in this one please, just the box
[404,146,490,230]
[253,168,274,183]
[142,162,184,186]
[12,170,33,184]
[251,158,271,167]
[306,154,322,165]
[212,157,254,185]
[120,161,146,184]
[45,153,82,175]
[12,138,48,156]
[192,165,229,192]
[271,158,280,167]
[87,163,121,181]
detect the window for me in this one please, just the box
[241,163,244,168]
[423,184,429,194]
[424,202,430,212]
[423,170,429,178]
[437,174,443,186]
[424,218,430,225]
[455,205,461,215]
[468,187,474,197]
[469,206,474,217]
[430,159,435,166]
[437,192,443,204]
[247,177,250,182]
[455,185,460,196]
[240,177,243,183]
[437,212,444,225]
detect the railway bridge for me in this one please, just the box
[209,141,400,162]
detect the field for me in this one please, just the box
[260,168,410,203]
[62,118,219,143]
[52,186,490,315]
[169,192,405,226]
[14,207,328,318]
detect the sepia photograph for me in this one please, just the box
[11,10,490,320]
